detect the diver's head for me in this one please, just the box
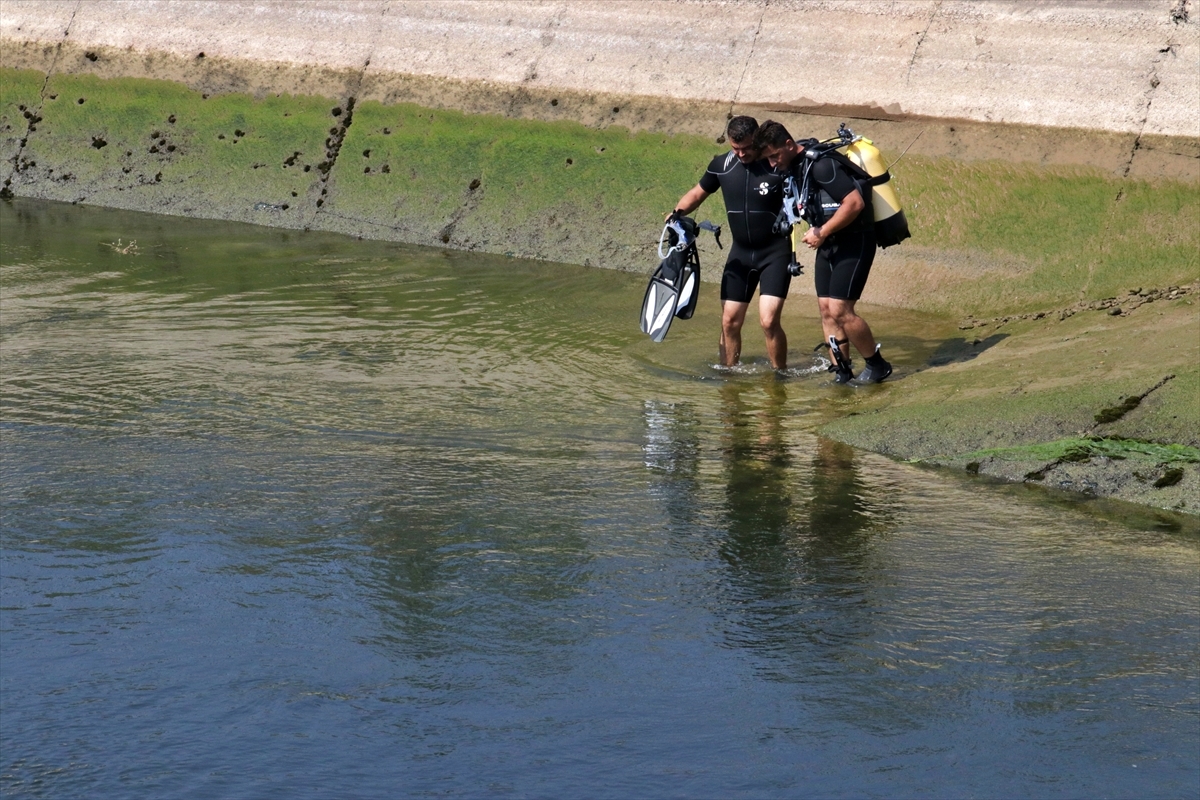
[755,120,800,170]
[726,115,760,164]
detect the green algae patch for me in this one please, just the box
[963,437,1200,467]
[824,298,1200,512]
[898,156,1200,317]
[0,68,46,170]
[954,435,1200,512]
[6,71,333,227]
[320,99,727,268]
[826,301,1199,454]
[6,67,1197,320]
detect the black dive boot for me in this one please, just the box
[856,345,892,383]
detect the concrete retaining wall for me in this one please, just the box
[3,0,1197,136]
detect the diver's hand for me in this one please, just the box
[665,209,685,223]
[802,226,825,249]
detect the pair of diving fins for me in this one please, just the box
[639,216,721,342]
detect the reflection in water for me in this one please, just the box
[805,437,888,578]
[356,443,596,671]
[2,199,1197,799]
[717,379,794,577]
[643,399,702,534]
[700,379,900,677]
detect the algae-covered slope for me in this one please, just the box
[4,69,1197,319]
[824,294,1199,512]
[2,68,1197,512]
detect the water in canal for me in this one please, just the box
[2,199,1197,798]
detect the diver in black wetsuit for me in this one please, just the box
[755,120,892,384]
[670,116,791,370]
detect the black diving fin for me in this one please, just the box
[640,216,720,342]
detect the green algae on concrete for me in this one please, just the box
[4,67,1197,320]
[0,68,46,174]
[823,297,1200,512]
[962,437,1200,468]
[3,67,1198,513]
[4,72,334,228]
[319,99,727,269]
[897,156,1200,317]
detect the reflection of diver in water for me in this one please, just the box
[716,378,794,579]
[713,382,897,660]
[643,399,703,533]
[804,437,879,571]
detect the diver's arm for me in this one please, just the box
[801,189,864,249]
[671,184,711,217]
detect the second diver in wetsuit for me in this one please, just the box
[755,120,893,384]
[670,116,791,370]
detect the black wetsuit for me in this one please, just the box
[796,155,876,301]
[698,152,791,303]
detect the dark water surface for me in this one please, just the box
[2,200,1197,799]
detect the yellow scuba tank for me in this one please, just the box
[840,137,910,248]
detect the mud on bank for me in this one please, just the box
[2,59,1197,514]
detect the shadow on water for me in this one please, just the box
[349,442,599,679]
[924,332,1008,367]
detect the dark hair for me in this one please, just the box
[725,115,758,144]
[754,120,793,150]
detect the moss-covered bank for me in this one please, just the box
[3,68,1198,512]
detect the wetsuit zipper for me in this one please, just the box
[742,168,752,244]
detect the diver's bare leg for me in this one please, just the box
[819,297,877,361]
[720,301,749,366]
[759,295,788,370]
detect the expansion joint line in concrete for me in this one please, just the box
[905,0,942,85]
[506,2,566,117]
[1023,373,1179,482]
[729,1,768,118]
[306,2,389,229]
[535,3,567,82]
[2,0,81,197]
[1121,19,1186,182]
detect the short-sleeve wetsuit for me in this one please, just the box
[797,156,876,301]
[698,152,792,303]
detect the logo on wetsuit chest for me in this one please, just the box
[757,182,771,196]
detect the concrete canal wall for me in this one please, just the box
[3,0,1197,137]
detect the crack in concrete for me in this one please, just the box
[1090,373,1177,430]
[1022,374,1179,482]
[437,177,485,245]
[1170,0,1189,24]
[305,1,389,228]
[906,0,941,85]
[730,0,767,118]
[522,2,566,85]
[2,0,81,197]
[1121,21,1181,180]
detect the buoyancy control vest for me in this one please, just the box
[803,149,875,233]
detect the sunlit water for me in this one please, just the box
[2,200,1197,799]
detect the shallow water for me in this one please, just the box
[2,199,1197,799]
